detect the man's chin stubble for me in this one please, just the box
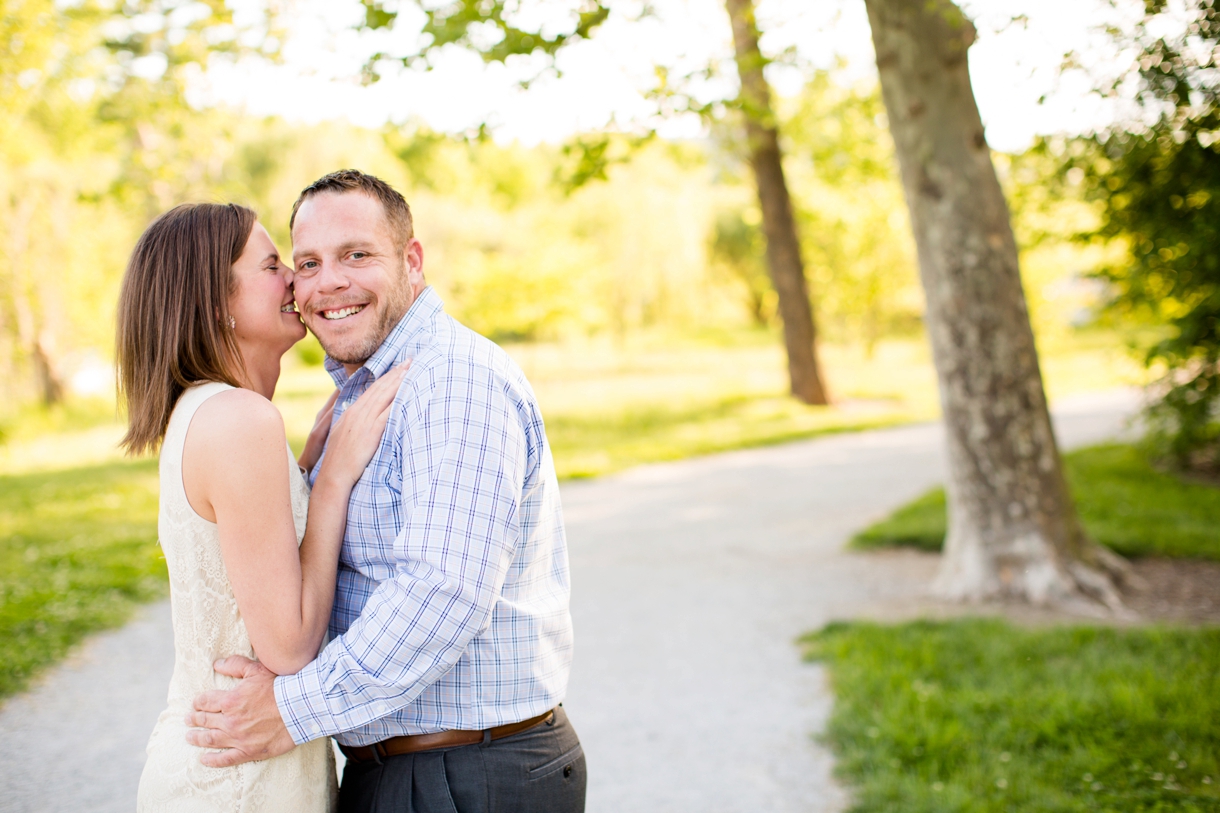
[322,338,381,366]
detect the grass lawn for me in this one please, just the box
[803,619,1220,813]
[0,460,165,699]
[852,443,1220,560]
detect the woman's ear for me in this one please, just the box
[212,308,235,329]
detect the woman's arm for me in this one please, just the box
[297,387,339,475]
[182,367,408,675]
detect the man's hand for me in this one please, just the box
[185,655,297,768]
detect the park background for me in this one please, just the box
[1,0,1218,811]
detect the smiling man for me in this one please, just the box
[185,170,584,813]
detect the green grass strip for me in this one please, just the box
[852,443,1220,559]
[546,395,910,479]
[803,619,1220,812]
[0,459,166,699]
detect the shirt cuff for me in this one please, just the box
[273,664,332,746]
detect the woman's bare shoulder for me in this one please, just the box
[187,388,285,453]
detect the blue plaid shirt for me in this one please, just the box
[273,287,574,746]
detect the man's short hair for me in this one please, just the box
[289,169,414,248]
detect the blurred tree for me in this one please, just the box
[418,138,718,341]
[785,74,920,355]
[0,0,279,409]
[863,0,1129,609]
[0,0,104,405]
[709,208,774,327]
[1067,0,1220,473]
[97,0,280,218]
[723,0,827,403]
[355,0,832,404]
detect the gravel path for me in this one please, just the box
[0,391,1136,813]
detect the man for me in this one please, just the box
[185,169,585,812]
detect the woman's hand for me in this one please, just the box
[297,387,340,475]
[315,361,411,489]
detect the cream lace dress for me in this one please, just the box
[137,382,338,812]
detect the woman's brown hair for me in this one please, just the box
[117,203,256,456]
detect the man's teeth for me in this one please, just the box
[323,305,366,320]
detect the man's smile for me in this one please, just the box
[319,304,367,321]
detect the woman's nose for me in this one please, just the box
[280,264,295,286]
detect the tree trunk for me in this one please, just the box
[863,0,1128,609]
[7,190,65,407]
[725,0,830,405]
[31,336,63,406]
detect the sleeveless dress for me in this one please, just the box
[137,382,338,812]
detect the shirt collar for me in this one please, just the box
[323,286,444,386]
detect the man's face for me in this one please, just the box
[290,191,424,373]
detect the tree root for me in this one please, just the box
[1065,560,1131,618]
[933,531,1142,620]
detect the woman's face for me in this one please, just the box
[228,222,305,360]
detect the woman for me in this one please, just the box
[117,203,407,812]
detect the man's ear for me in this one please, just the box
[404,238,426,299]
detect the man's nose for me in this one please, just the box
[311,259,351,294]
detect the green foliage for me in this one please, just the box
[803,619,1220,813]
[95,0,279,217]
[1080,122,1220,469]
[852,443,1220,560]
[709,208,774,326]
[359,0,610,80]
[703,75,926,340]
[0,0,281,408]
[554,132,657,194]
[784,75,922,351]
[0,459,165,698]
[1066,0,1220,471]
[383,124,457,191]
[294,333,326,367]
[0,0,113,405]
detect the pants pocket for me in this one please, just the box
[527,743,584,782]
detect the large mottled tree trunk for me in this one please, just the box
[863,0,1128,608]
[725,0,830,405]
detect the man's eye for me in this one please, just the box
[351,252,366,260]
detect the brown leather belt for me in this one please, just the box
[339,709,555,763]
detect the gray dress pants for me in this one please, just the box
[336,706,586,813]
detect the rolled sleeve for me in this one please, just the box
[274,662,330,745]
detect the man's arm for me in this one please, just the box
[189,360,528,759]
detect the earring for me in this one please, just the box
[228,316,236,329]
